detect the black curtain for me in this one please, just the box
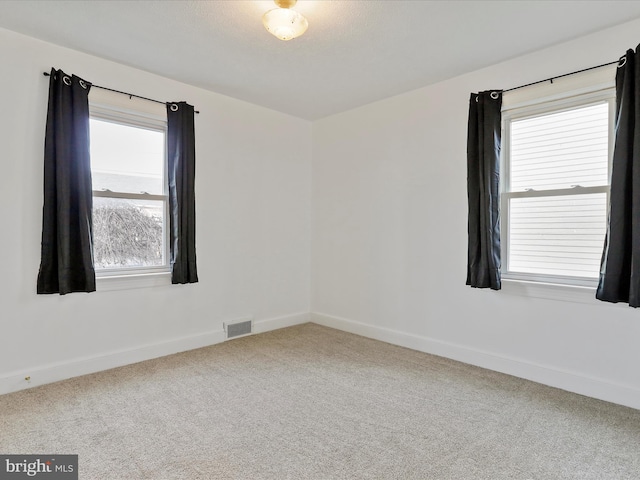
[597,46,640,306]
[467,91,502,290]
[167,102,198,284]
[37,68,95,295]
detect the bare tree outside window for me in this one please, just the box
[93,199,163,268]
[89,116,167,273]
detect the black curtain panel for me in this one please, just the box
[167,102,198,284]
[37,68,95,295]
[467,91,502,290]
[597,46,640,306]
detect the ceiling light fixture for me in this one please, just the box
[262,0,308,41]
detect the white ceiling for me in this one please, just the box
[1,1,640,120]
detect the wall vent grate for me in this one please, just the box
[224,319,253,339]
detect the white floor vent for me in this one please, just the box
[224,318,253,340]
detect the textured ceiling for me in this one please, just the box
[1,1,640,120]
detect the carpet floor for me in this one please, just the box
[1,323,639,479]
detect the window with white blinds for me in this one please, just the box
[502,88,614,286]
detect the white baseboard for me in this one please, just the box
[311,312,640,411]
[5,309,637,411]
[254,312,310,334]
[0,312,310,396]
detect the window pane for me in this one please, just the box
[93,197,165,269]
[510,103,608,191]
[508,193,606,278]
[90,119,164,195]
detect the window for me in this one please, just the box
[89,102,169,277]
[501,70,615,287]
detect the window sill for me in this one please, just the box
[501,278,599,305]
[96,271,171,292]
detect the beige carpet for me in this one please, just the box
[1,323,639,479]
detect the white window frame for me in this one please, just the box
[89,99,171,288]
[500,78,615,289]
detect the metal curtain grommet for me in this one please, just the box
[63,76,72,86]
[475,95,479,102]
[79,80,87,89]
[618,56,627,68]
[490,91,499,100]
[170,103,179,112]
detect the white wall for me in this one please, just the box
[3,18,640,410]
[0,28,311,393]
[311,19,640,409]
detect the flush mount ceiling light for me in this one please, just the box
[262,0,308,41]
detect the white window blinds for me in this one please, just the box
[510,103,609,191]
[503,94,612,283]
[508,193,607,278]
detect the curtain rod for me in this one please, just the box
[503,58,623,93]
[42,72,200,114]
